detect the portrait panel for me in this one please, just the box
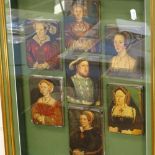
[107,83,144,135]
[25,19,61,70]
[66,55,102,106]
[104,25,145,79]
[68,106,103,155]
[29,75,64,126]
[64,0,101,53]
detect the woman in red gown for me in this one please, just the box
[26,21,60,70]
[31,79,63,126]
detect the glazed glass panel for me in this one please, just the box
[1,0,152,155]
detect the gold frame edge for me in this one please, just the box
[0,0,16,155]
[151,0,155,154]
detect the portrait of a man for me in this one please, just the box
[29,76,63,126]
[108,84,144,135]
[64,0,100,52]
[26,20,61,70]
[68,107,103,155]
[66,57,101,106]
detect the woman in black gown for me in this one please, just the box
[108,87,143,135]
[70,111,103,155]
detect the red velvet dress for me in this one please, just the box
[31,101,63,126]
[26,37,60,69]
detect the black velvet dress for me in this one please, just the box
[108,101,143,133]
[70,127,103,155]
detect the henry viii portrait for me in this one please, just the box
[66,57,101,106]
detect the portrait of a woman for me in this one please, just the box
[108,87,143,135]
[31,79,63,126]
[65,1,99,52]
[69,110,103,155]
[26,21,60,70]
[110,32,136,71]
